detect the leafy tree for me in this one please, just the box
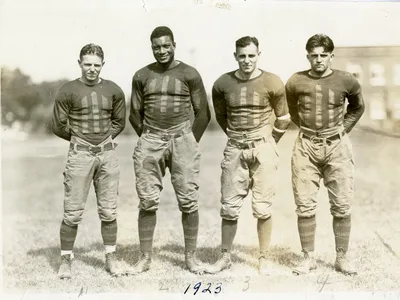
[1,67,68,133]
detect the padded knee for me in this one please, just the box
[99,208,117,222]
[63,210,84,226]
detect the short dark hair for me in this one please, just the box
[306,34,334,53]
[79,43,104,61]
[235,36,259,49]
[150,26,174,42]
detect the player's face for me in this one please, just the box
[151,36,176,65]
[307,47,334,75]
[78,54,104,84]
[234,43,260,74]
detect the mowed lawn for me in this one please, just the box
[1,128,400,295]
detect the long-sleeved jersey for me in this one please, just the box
[285,70,365,133]
[212,70,290,137]
[129,61,210,142]
[52,78,126,145]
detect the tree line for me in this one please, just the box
[1,67,69,134]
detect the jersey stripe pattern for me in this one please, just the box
[286,70,362,131]
[130,62,209,134]
[142,75,191,119]
[212,70,289,131]
[68,91,113,134]
[52,79,126,144]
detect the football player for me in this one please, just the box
[128,26,211,275]
[208,36,291,275]
[286,34,365,275]
[52,43,126,279]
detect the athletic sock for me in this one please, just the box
[60,220,78,252]
[182,211,199,252]
[333,216,351,252]
[257,216,272,256]
[138,210,157,253]
[101,219,118,246]
[298,215,316,253]
[60,250,74,259]
[221,219,238,252]
[104,245,116,254]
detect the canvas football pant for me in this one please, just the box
[63,135,119,225]
[220,124,279,220]
[133,120,200,213]
[291,127,354,218]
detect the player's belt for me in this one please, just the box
[70,142,114,153]
[229,137,267,149]
[142,127,189,141]
[301,131,345,144]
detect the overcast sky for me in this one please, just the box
[1,0,399,94]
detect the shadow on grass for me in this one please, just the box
[26,243,179,273]
[27,243,140,273]
[155,243,327,271]
[27,242,332,275]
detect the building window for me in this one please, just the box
[346,62,363,84]
[393,64,400,85]
[393,99,400,119]
[369,63,385,86]
[369,90,387,120]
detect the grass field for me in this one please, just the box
[1,128,400,296]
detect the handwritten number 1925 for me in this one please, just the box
[184,282,222,295]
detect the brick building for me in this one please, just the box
[333,46,400,134]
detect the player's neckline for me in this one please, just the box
[78,78,103,86]
[156,60,181,71]
[306,69,335,79]
[233,69,263,82]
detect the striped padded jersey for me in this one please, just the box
[52,78,126,145]
[212,70,289,132]
[129,61,210,141]
[285,70,364,132]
